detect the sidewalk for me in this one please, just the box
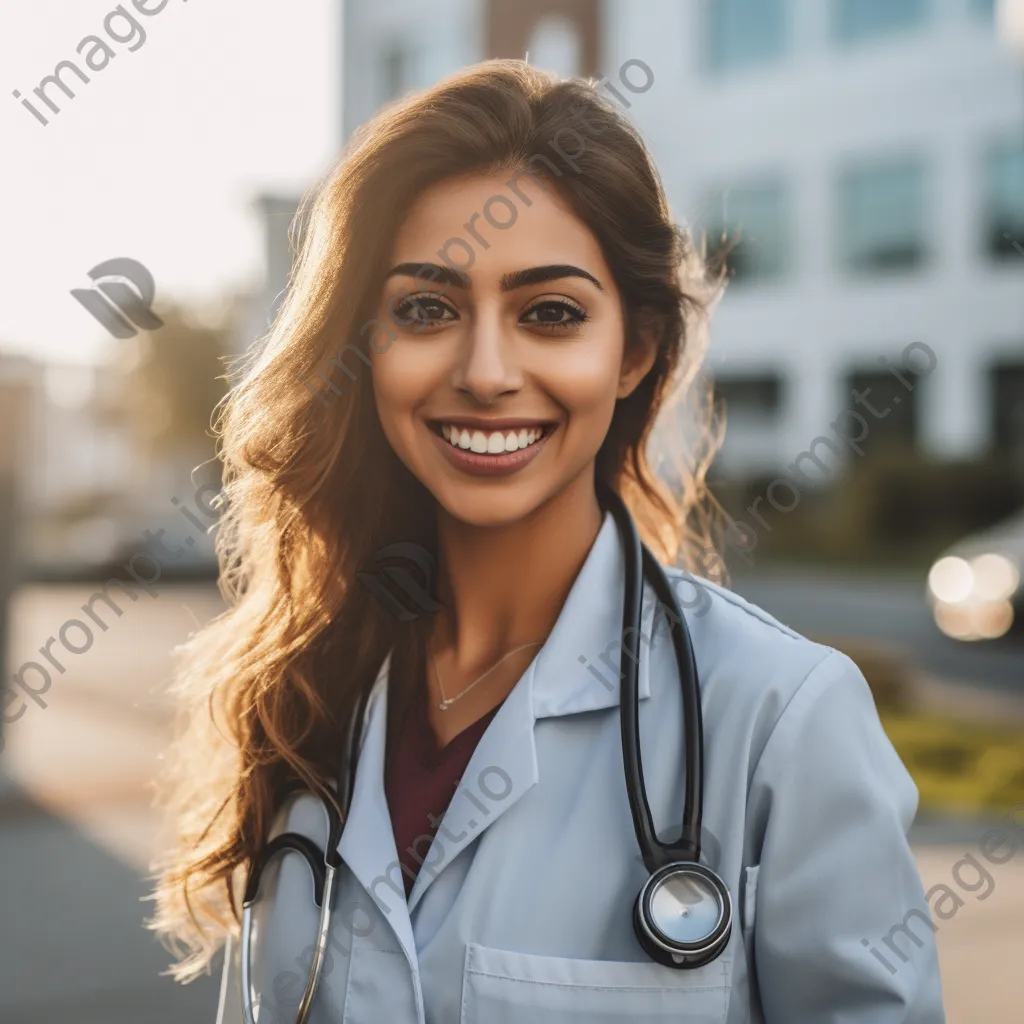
[912,834,1024,1018]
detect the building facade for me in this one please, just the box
[250,0,1024,482]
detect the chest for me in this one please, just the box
[330,717,751,1024]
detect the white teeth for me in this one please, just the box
[440,425,547,454]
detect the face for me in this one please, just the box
[370,172,654,527]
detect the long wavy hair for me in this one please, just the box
[148,58,726,980]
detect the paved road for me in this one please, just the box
[733,569,1024,695]
[0,779,219,1024]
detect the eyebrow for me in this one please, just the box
[384,262,604,293]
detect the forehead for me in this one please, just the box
[388,172,612,284]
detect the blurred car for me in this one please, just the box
[25,511,218,583]
[926,508,1024,641]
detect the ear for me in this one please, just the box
[616,324,659,400]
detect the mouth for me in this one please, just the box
[431,420,554,454]
[426,419,558,476]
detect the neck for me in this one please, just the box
[432,470,604,678]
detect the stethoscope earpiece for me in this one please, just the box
[633,861,732,969]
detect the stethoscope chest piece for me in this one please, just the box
[633,861,732,969]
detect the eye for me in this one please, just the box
[521,299,589,331]
[390,294,458,328]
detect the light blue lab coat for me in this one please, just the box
[216,510,946,1023]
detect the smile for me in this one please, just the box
[439,424,548,454]
[427,420,557,477]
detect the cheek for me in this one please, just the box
[540,336,624,423]
[370,341,446,455]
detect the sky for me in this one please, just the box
[0,0,339,366]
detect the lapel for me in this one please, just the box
[404,510,654,913]
[337,652,419,969]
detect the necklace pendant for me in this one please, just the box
[438,697,455,711]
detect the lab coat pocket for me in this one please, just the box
[343,947,416,1024]
[739,863,760,1007]
[742,864,759,940]
[460,943,730,1023]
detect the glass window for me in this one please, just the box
[713,374,784,419]
[846,368,921,450]
[832,0,928,44]
[838,157,928,272]
[983,140,1024,260]
[706,0,787,72]
[991,360,1024,456]
[971,0,995,19]
[703,180,790,283]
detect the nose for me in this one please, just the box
[452,305,522,404]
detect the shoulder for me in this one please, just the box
[651,565,877,772]
[654,563,841,686]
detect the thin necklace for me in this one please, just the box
[430,634,545,711]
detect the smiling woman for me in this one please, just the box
[149,58,945,1024]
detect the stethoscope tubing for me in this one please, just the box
[238,686,366,1023]
[240,859,337,1024]
[598,483,704,870]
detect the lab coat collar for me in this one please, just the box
[530,508,652,718]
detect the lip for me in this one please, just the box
[429,420,556,477]
[428,416,558,432]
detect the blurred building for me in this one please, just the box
[0,331,226,577]
[249,0,1023,485]
[0,355,134,570]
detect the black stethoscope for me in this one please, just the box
[238,484,731,1023]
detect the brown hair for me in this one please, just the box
[148,57,725,980]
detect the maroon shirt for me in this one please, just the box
[384,679,502,897]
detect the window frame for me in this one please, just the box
[835,153,930,275]
[712,372,786,421]
[701,176,793,286]
[980,136,1024,263]
[830,0,931,47]
[704,0,789,75]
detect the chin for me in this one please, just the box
[430,480,551,530]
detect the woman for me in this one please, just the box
[150,60,946,1023]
